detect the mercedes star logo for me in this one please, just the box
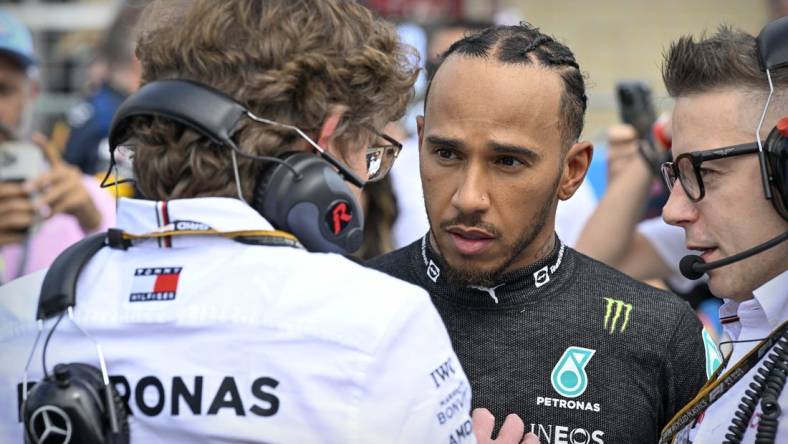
[28,405,72,444]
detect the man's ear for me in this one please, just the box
[317,105,349,154]
[558,140,593,201]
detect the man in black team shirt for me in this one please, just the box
[368,23,710,443]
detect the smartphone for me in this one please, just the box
[0,141,44,182]
[615,81,657,139]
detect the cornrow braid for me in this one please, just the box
[428,22,587,147]
[522,34,552,55]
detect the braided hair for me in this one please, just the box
[426,22,587,147]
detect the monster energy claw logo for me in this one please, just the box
[551,346,595,398]
[603,297,632,334]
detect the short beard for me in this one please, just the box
[425,175,560,287]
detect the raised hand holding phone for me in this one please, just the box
[0,140,42,245]
[26,133,102,233]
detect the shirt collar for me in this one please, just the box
[718,270,788,337]
[116,197,276,248]
[416,232,573,308]
[753,270,788,328]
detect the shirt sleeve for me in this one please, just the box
[660,305,707,428]
[355,288,477,444]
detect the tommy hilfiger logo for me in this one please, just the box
[130,267,183,302]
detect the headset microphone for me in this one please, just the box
[679,231,788,280]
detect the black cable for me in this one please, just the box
[723,333,788,444]
[715,337,770,373]
[41,312,64,379]
[99,150,136,189]
[720,338,773,348]
[755,339,788,444]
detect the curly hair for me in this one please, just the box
[130,0,418,201]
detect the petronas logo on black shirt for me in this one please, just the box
[603,297,633,334]
[550,346,596,398]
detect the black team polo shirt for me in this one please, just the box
[367,234,708,443]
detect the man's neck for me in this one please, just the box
[498,232,557,276]
[426,230,561,287]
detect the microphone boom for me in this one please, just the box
[679,231,788,280]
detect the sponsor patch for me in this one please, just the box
[172,220,211,232]
[702,329,723,379]
[603,297,632,334]
[534,266,550,287]
[551,346,595,398]
[427,260,441,283]
[528,423,605,444]
[130,267,183,302]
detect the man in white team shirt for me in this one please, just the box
[0,1,533,442]
[658,24,788,443]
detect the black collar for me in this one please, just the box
[415,233,575,309]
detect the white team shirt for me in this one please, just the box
[0,197,475,443]
[690,271,788,443]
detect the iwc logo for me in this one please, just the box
[550,346,595,398]
[28,405,72,444]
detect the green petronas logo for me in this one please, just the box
[703,328,723,379]
[551,346,596,398]
[603,297,632,334]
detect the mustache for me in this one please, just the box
[440,213,499,237]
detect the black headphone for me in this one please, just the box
[107,79,365,254]
[762,121,788,220]
[22,233,129,444]
[757,16,788,221]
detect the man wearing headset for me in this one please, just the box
[657,24,788,443]
[0,1,535,442]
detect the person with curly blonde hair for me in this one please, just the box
[0,1,531,442]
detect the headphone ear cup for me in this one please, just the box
[253,152,364,254]
[23,363,129,444]
[252,154,284,216]
[764,124,788,220]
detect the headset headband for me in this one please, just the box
[758,16,788,71]
[109,79,247,150]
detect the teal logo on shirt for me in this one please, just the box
[551,346,596,398]
[702,329,723,379]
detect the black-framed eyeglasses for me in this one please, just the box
[364,125,402,182]
[660,142,759,202]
